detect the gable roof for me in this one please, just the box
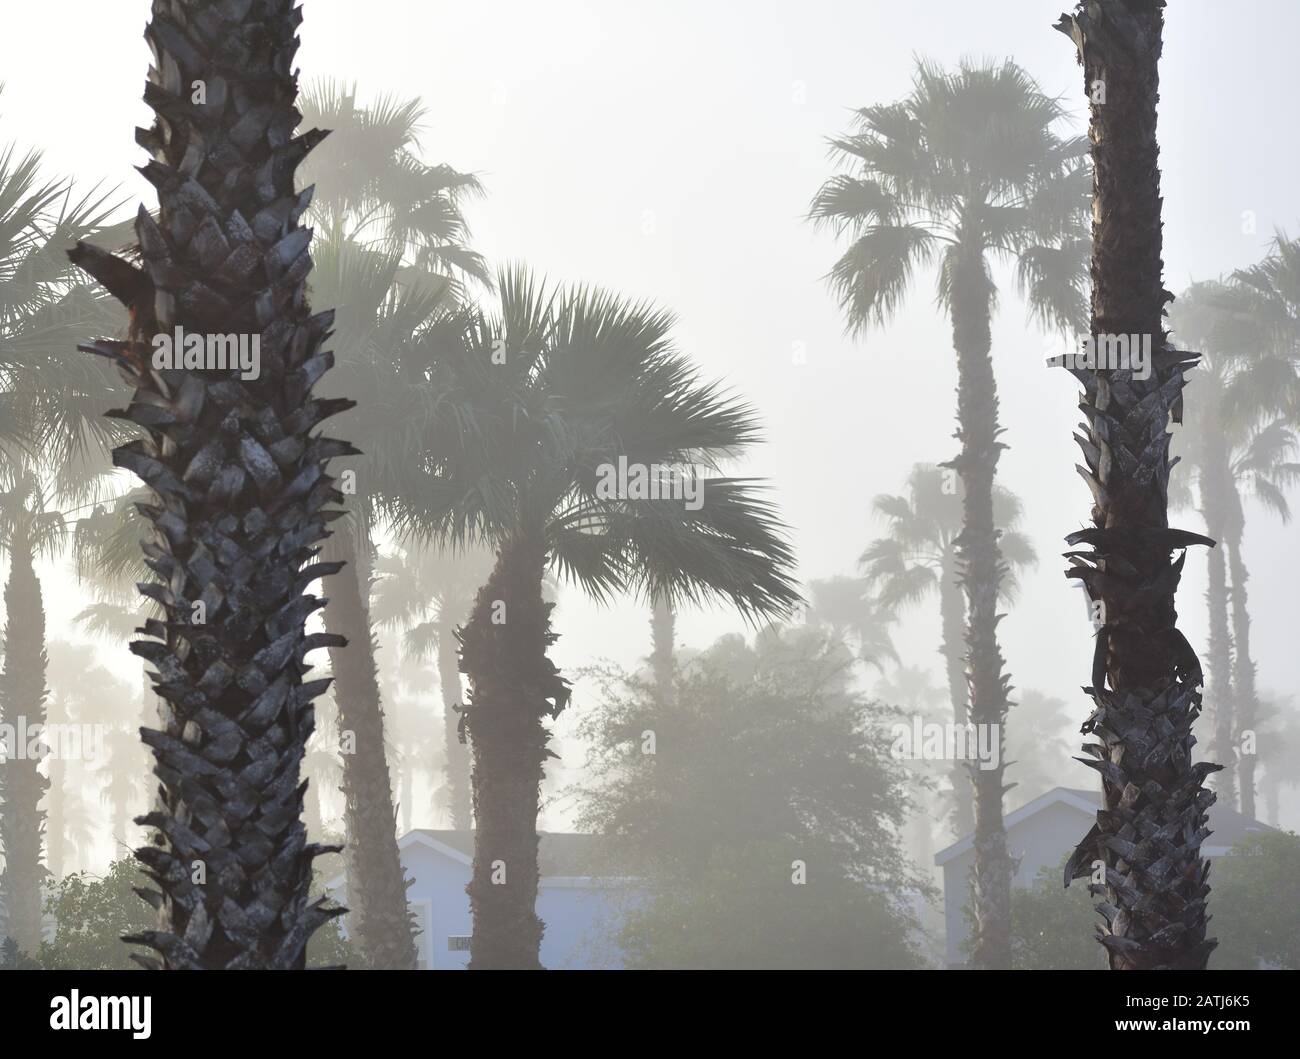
[934,786,1276,867]
[324,829,608,892]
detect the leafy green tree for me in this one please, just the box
[811,57,1087,967]
[1210,831,1300,969]
[575,627,925,969]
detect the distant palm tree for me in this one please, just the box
[371,542,494,829]
[805,575,899,675]
[300,101,486,962]
[387,269,802,968]
[810,59,1087,967]
[1169,272,1300,816]
[859,464,1036,836]
[0,473,62,954]
[1057,0,1218,970]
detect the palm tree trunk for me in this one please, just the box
[436,616,471,829]
[948,248,1013,970]
[459,534,568,969]
[1223,486,1259,819]
[1200,435,1236,808]
[322,529,417,969]
[939,558,973,837]
[73,0,353,970]
[1057,0,1218,970]
[0,532,49,956]
[650,597,676,704]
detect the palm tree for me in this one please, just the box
[1169,277,1300,815]
[388,269,801,968]
[0,472,62,954]
[1213,237,1300,817]
[859,464,1036,837]
[371,542,494,829]
[69,0,350,969]
[810,59,1087,968]
[1056,0,1218,970]
[298,95,487,961]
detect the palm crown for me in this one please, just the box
[810,58,1089,337]
[388,266,801,618]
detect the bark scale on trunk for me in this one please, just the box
[322,528,418,969]
[437,616,471,829]
[939,559,973,838]
[948,247,1014,970]
[1057,0,1219,970]
[1223,489,1258,820]
[459,534,569,969]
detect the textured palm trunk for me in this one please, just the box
[436,619,471,829]
[1199,433,1236,807]
[939,557,973,837]
[0,533,49,956]
[459,534,569,969]
[71,0,354,968]
[650,597,676,704]
[1223,488,1258,820]
[322,530,417,969]
[948,250,1013,970]
[1058,0,1219,970]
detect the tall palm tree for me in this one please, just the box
[1169,278,1300,815]
[0,472,62,954]
[1056,0,1218,970]
[388,269,801,968]
[69,0,350,969]
[810,59,1087,967]
[303,184,482,969]
[1213,236,1300,817]
[371,542,494,829]
[859,464,1036,837]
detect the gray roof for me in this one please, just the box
[411,829,606,877]
[935,785,1276,866]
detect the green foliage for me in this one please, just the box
[575,625,927,969]
[36,858,361,969]
[38,859,154,969]
[1210,831,1300,969]
[1006,861,1105,970]
[1006,832,1300,969]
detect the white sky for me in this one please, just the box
[3,1,1297,838]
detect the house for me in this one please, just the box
[325,829,629,969]
[933,786,1275,968]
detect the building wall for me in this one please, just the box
[395,842,628,969]
[941,801,1093,967]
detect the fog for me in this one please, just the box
[0,0,1295,971]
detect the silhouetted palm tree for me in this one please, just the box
[1057,0,1218,970]
[387,268,802,968]
[70,0,350,968]
[810,59,1087,967]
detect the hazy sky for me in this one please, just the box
[3,1,1297,833]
